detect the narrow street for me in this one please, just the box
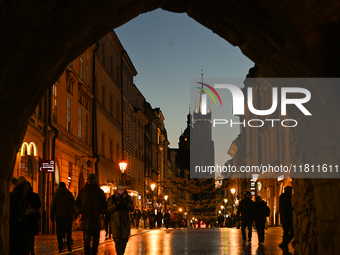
[35,227,294,255]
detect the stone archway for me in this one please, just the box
[0,0,339,254]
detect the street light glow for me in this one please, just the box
[164,195,168,201]
[231,188,236,195]
[118,158,127,173]
[150,183,156,191]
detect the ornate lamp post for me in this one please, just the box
[150,183,156,208]
[118,158,127,179]
[164,195,168,210]
[231,188,236,216]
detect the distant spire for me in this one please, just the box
[207,99,211,113]
[187,107,191,128]
[199,70,206,114]
[195,100,198,113]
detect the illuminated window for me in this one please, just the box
[78,107,82,139]
[85,112,89,144]
[67,97,71,131]
[86,55,90,85]
[79,54,83,79]
[52,84,58,122]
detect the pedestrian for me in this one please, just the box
[279,186,294,254]
[26,182,42,255]
[253,196,270,245]
[170,211,178,228]
[51,182,76,253]
[130,211,134,227]
[75,173,107,255]
[108,179,134,255]
[156,209,163,228]
[218,214,224,228]
[133,206,141,229]
[237,191,254,244]
[142,209,148,229]
[148,207,155,229]
[164,210,170,229]
[104,200,112,240]
[9,176,30,255]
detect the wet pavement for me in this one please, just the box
[35,227,294,255]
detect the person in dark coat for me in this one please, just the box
[164,210,170,229]
[237,191,255,243]
[148,208,155,229]
[156,209,163,228]
[104,200,112,240]
[51,182,76,253]
[142,209,148,229]
[75,173,107,255]
[254,196,270,245]
[133,206,141,229]
[108,179,134,255]
[26,182,41,255]
[279,186,294,253]
[9,176,30,255]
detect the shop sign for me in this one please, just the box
[39,160,55,173]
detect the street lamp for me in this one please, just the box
[231,188,236,216]
[164,195,168,210]
[119,158,127,179]
[150,183,156,208]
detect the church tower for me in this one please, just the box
[191,72,215,178]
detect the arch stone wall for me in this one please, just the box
[0,0,339,254]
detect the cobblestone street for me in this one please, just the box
[34,227,294,255]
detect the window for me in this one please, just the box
[85,112,89,144]
[52,84,58,122]
[79,54,83,79]
[102,133,105,158]
[116,101,120,121]
[78,107,82,139]
[110,95,113,116]
[67,97,71,131]
[86,55,90,85]
[110,139,113,162]
[102,85,105,107]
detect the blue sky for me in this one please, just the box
[115,9,254,163]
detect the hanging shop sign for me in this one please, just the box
[39,160,55,173]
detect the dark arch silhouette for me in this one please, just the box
[0,1,339,254]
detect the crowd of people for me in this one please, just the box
[9,174,294,255]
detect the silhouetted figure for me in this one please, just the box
[254,196,270,245]
[148,208,155,229]
[104,201,112,240]
[75,173,106,255]
[108,179,134,255]
[51,181,76,253]
[164,210,170,229]
[9,176,30,255]
[133,207,141,229]
[156,209,163,228]
[279,186,294,253]
[237,191,254,243]
[142,209,148,228]
[26,182,41,255]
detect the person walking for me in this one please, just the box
[253,196,270,245]
[237,191,255,244]
[75,173,107,255]
[9,176,30,255]
[133,206,141,229]
[26,182,41,255]
[279,186,294,254]
[142,209,148,229]
[156,209,163,228]
[148,207,155,229]
[51,181,76,253]
[108,179,134,255]
[164,210,170,229]
[104,201,112,240]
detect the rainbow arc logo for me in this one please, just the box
[196,82,222,114]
